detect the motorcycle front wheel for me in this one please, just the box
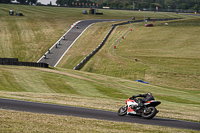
[141,106,157,119]
[117,105,127,116]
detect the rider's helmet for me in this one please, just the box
[147,92,152,96]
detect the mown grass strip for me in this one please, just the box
[1,109,198,133]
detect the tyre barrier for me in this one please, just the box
[0,58,49,68]
[73,18,181,70]
[73,20,144,70]
[0,58,18,62]
[73,24,115,70]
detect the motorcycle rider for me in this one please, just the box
[130,92,155,110]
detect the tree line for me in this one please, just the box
[56,0,199,10]
[1,0,200,11]
[97,0,200,10]
[0,0,37,5]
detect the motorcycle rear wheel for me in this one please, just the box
[141,106,157,119]
[117,105,127,116]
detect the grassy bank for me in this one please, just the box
[0,66,199,123]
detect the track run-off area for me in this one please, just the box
[0,98,200,131]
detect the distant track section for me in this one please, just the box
[0,98,200,131]
[37,18,181,68]
[37,19,122,67]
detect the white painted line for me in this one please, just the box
[37,21,81,63]
[54,23,95,67]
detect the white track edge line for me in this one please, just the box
[37,20,81,63]
[54,23,95,67]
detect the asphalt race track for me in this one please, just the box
[0,98,199,131]
[38,19,122,67]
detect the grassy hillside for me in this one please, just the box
[0,4,200,132]
[0,4,198,62]
[59,18,200,91]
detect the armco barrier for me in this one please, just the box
[73,18,181,70]
[0,58,48,68]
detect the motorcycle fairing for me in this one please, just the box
[126,98,138,115]
[127,106,137,114]
[126,98,135,104]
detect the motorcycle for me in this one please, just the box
[118,97,161,119]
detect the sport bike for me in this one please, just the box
[118,97,161,119]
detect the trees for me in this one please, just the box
[192,4,200,12]
[27,0,38,5]
[4,0,199,10]
[0,0,10,3]
[180,3,190,9]
[150,3,162,9]
[7,0,37,4]
[17,0,27,4]
[56,0,64,6]
[99,0,200,10]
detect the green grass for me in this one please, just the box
[0,4,200,132]
[61,18,200,91]
[1,109,198,133]
[0,65,199,123]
